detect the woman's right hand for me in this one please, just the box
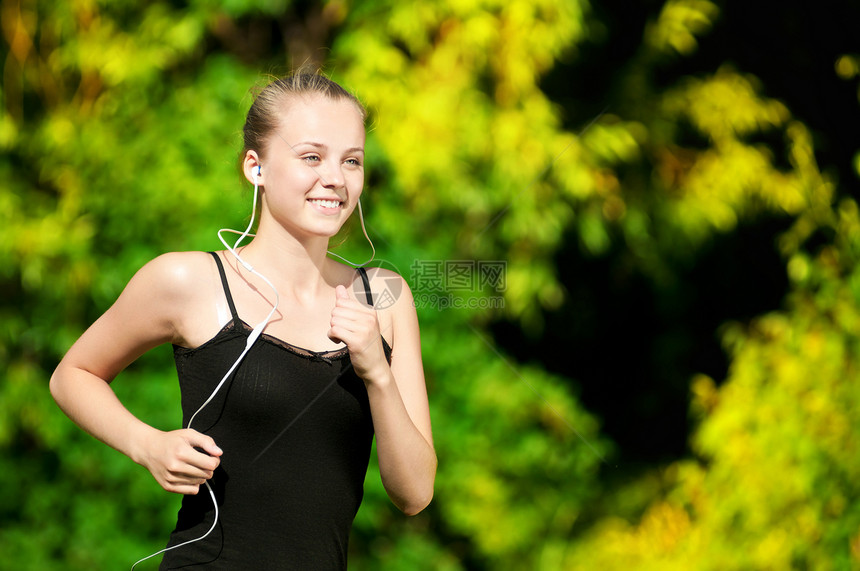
[138,428,223,495]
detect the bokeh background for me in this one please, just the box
[2,0,860,568]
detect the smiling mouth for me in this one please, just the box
[307,198,343,209]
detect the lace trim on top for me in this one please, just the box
[224,318,350,362]
[202,252,390,364]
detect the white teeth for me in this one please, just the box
[309,199,341,209]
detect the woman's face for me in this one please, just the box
[254,94,366,240]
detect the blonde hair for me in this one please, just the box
[242,69,366,159]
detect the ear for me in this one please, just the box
[242,150,263,186]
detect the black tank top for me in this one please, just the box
[159,252,390,570]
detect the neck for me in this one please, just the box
[231,221,336,299]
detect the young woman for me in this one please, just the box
[50,71,436,569]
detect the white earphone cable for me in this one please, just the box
[325,199,376,267]
[131,168,276,570]
[129,482,219,570]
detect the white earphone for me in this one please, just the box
[237,162,375,268]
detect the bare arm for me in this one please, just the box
[329,278,436,515]
[50,252,222,494]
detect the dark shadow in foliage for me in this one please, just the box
[490,213,793,471]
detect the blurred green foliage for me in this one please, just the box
[2,0,859,569]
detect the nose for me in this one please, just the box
[319,159,345,189]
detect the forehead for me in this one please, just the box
[276,94,365,145]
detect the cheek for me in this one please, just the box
[347,171,365,193]
[292,166,324,188]
[265,166,317,193]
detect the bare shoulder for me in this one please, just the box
[134,251,214,293]
[358,266,415,311]
[360,266,420,351]
[116,251,219,345]
[58,251,218,380]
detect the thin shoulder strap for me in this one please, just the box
[208,251,239,322]
[356,267,374,306]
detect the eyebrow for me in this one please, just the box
[293,141,365,155]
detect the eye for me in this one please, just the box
[302,154,321,163]
[345,158,362,167]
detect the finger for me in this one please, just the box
[171,435,220,474]
[329,309,361,338]
[330,311,368,332]
[187,452,220,476]
[329,317,366,344]
[166,467,212,485]
[331,304,376,325]
[327,325,349,346]
[333,295,356,312]
[336,284,350,300]
[165,482,203,496]
[186,452,220,474]
[165,453,217,480]
[329,306,356,320]
[185,430,223,457]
